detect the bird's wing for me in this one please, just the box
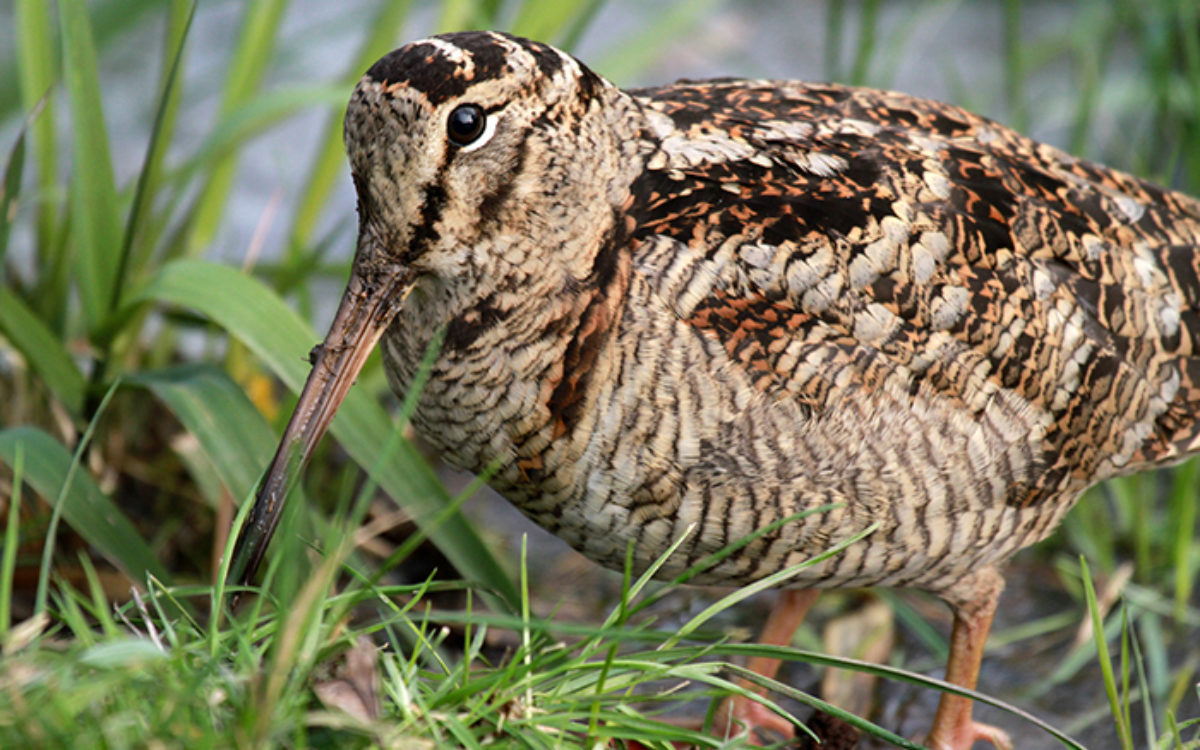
[625,79,1200,496]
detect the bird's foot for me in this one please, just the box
[714,694,795,745]
[926,718,1013,750]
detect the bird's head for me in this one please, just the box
[344,31,620,283]
[229,31,631,587]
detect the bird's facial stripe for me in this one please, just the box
[477,137,528,229]
[366,34,512,106]
[484,32,569,83]
[364,32,600,111]
[418,37,473,69]
[525,40,565,79]
[408,178,447,259]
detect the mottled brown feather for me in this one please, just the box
[242,32,1200,746]
[626,78,1200,504]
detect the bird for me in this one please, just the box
[229,30,1200,749]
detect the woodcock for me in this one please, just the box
[230,31,1200,748]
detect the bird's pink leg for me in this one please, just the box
[927,568,1013,750]
[716,588,820,742]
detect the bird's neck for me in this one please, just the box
[381,210,635,476]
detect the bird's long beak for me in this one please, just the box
[228,245,412,591]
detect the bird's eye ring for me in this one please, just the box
[447,104,487,147]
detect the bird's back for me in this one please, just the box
[624,78,1200,495]
[510,77,1200,589]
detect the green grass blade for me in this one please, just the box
[0,289,86,416]
[1003,0,1028,133]
[1128,615,1159,750]
[557,0,607,51]
[58,0,123,335]
[435,0,480,32]
[1082,555,1133,749]
[35,380,119,613]
[288,0,410,252]
[116,0,193,273]
[667,523,879,647]
[703,668,896,746]
[510,0,593,45]
[707,642,1085,748]
[209,466,258,645]
[0,426,170,590]
[13,0,59,270]
[77,637,168,669]
[0,121,26,269]
[2,0,163,117]
[110,0,196,312]
[849,0,880,86]
[184,0,288,256]
[876,588,951,661]
[824,0,846,80]
[1,443,22,641]
[1168,459,1198,621]
[76,553,118,639]
[139,258,519,612]
[519,535,534,709]
[590,0,721,87]
[1065,11,1109,157]
[166,85,349,199]
[129,363,277,503]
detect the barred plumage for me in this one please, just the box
[232,30,1200,749]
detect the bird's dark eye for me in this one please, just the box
[447,104,486,146]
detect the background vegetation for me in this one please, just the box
[0,0,1198,747]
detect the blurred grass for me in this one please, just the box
[0,0,1198,747]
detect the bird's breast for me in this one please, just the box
[378,242,1078,595]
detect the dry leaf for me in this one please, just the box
[313,635,380,721]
